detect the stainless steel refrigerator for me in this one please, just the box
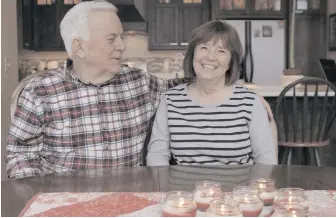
[224,20,286,86]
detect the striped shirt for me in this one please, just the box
[147,84,276,166]
[6,63,190,179]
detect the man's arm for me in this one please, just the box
[146,96,171,166]
[143,70,192,110]
[249,97,277,165]
[6,86,44,179]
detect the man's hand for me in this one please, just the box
[258,95,274,122]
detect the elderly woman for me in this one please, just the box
[146,20,277,166]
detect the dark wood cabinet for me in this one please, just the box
[148,0,210,50]
[294,15,326,77]
[212,0,287,19]
[148,1,179,49]
[292,0,327,77]
[21,0,83,51]
[33,1,60,50]
[295,0,326,16]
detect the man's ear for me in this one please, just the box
[72,38,85,58]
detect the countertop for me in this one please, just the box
[243,83,335,97]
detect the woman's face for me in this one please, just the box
[193,37,232,82]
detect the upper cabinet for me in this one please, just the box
[148,0,210,50]
[212,0,287,19]
[22,0,83,50]
[294,0,326,16]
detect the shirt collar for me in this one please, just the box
[63,58,128,87]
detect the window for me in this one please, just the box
[158,0,170,3]
[220,0,246,10]
[64,0,82,4]
[37,0,56,5]
[183,0,202,3]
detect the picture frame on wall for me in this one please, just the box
[329,13,336,51]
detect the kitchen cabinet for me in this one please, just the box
[295,0,326,16]
[21,0,83,50]
[212,0,287,20]
[148,0,210,50]
[292,0,327,77]
[294,15,326,77]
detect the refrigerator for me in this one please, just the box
[224,20,286,86]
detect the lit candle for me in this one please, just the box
[259,191,276,206]
[273,202,306,217]
[161,199,197,217]
[205,198,243,217]
[232,186,264,217]
[235,196,264,217]
[250,178,277,206]
[193,181,223,212]
[274,188,309,215]
[161,191,197,217]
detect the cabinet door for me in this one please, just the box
[295,0,326,16]
[60,0,83,49]
[179,0,209,46]
[251,0,286,18]
[294,15,326,77]
[33,0,61,50]
[21,0,34,49]
[148,0,179,49]
[212,0,248,19]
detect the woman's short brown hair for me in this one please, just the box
[183,20,243,85]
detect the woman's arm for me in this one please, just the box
[249,97,277,165]
[146,96,171,166]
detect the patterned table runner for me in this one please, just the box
[20,191,336,217]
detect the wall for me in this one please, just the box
[327,0,336,59]
[2,0,19,181]
[19,34,186,80]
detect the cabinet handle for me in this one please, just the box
[180,42,188,46]
[169,42,178,46]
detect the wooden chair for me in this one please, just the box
[275,77,336,166]
[10,72,46,122]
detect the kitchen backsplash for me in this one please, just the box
[19,33,186,80]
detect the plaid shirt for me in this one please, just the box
[6,63,188,179]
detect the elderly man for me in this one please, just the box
[6,0,274,179]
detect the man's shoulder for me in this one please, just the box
[21,68,67,95]
[119,65,146,78]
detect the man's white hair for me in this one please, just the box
[60,0,118,58]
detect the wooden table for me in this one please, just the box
[2,165,336,217]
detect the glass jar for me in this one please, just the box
[232,186,264,217]
[205,198,243,217]
[273,188,308,216]
[161,191,197,217]
[250,178,277,206]
[193,181,223,212]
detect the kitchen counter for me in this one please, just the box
[244,84,335,97]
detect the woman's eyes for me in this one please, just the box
[199,46,226,53]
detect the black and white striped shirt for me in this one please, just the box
[147,84,276,166]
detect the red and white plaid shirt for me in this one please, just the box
[6,63,188,179]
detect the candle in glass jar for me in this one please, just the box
[250,178,277,206]
[235,196,264,217]
[260,191,276,206]
[274,188,309,215]
[273,202,306,217]
[194,188,222,211]
[162,198,197,217]
[162,191,197,217]
[193,181,223,212]
[205,198,243,217]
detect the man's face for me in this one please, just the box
[82,10,126,74]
